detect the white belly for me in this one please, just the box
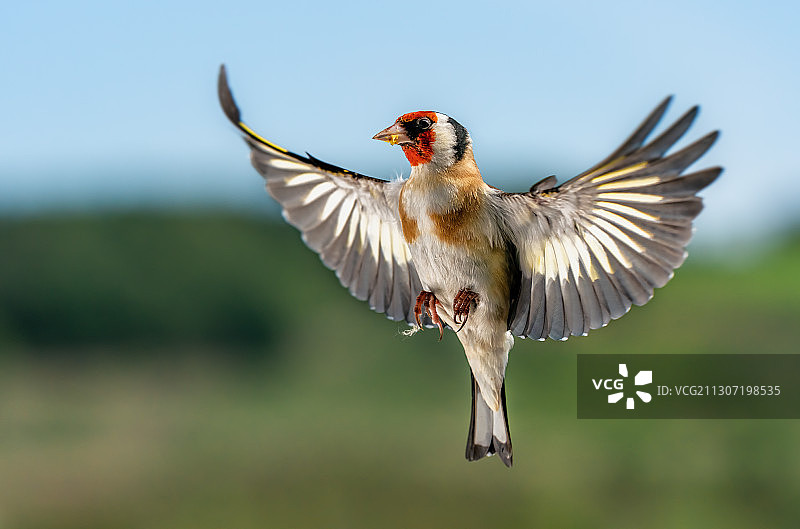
[410,231,485,298]
[405,213,511,338]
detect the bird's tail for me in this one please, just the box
[466,372,512,467]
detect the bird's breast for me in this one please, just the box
[399,174,494,250]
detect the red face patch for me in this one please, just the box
[401,135,435,166]
[397,111,438,167]
[398,111,438,124]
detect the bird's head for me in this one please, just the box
[373,111,471,171]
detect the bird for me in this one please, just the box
[217,65,721,467]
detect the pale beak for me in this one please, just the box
[372,122,412,146]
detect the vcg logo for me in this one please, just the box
[592,363,653,410]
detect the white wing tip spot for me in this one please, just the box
[270,159,310,171]
[286,172,323,187]
[596,192,663,203]
[301,181,336,205]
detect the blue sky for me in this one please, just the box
[2,0,799,245]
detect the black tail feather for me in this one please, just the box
[465,372,512,467]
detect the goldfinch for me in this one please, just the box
[218,65,720,467]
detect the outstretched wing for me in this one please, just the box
[493,97,721,341]
[218,65,423,324]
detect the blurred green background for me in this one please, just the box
[1,213,798,529]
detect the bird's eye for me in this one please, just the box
[417,117,433,130]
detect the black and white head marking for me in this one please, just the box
[446,116,470,163]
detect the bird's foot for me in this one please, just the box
[453,289,479,332]
[414,291,444,341]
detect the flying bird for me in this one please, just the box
[217,65,720,467]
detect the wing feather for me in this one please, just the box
[554,236,586,338]
[494,98,721,340]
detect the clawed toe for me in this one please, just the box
[413,289,479,337]
[414,291,444,340]
[453,289,479,332]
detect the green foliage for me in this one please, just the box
[0,213,315,356]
